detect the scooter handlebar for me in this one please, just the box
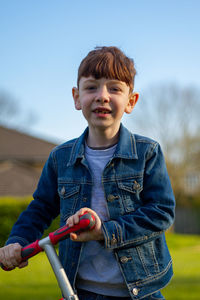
[0,240,43,271]
[49,212,95,245]
[1,212,95,271]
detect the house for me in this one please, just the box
[0,126,57,196]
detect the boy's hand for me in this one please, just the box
[0,243,28,270]
[66,208,104,242]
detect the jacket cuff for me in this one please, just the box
[102,220,123,249]
[5,236,29,247]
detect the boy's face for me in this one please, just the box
[72,76,139,133]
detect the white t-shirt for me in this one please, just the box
[76,143,129,297]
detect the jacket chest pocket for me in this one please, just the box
[58,182,80,222]
[117,177,143,212]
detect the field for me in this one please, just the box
[162,233,200,299]
[0,233,200,300]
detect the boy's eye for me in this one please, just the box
[85,85,97,90]
[110,86,121,92]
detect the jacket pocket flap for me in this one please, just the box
[58,183,80,198]
[117,178,143,193]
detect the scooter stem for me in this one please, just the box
[39,237,78,300]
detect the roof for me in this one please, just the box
[0,126,58,196]
[0,161,41,196]
[0,126,57,162]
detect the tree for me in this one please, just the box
[131,83,200,159]
[130,83,200,206]
[0,90,19,125]
[0,89,37,129]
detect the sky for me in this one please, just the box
[0,0,200,144]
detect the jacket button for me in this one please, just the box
[133,181,140,190]
[107,194,115,202]
[111,234,117,245]
[132,288,139,296]
[120,256,129,264]
[60,186,65,196]
[107,195,119,202]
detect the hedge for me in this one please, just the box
[0,196,60,247]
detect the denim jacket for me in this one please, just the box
[7,124,175,299]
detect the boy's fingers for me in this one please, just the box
[66,215,77,227]
[66,207,103,242]
[70,233,78,241]
[10,244,22,265]
[3,243,22,269]
[66,216,73,226]
[73,213,81,224]
[66,207,90,226]
[18,260,28,269]
[70,232,87,242]
[4,246,15,269]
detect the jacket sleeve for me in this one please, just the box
[102,143,175,249]
[6,151,60,247]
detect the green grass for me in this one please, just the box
[0,253,61,300]
[162,233,200,299]
[0,234,200,299]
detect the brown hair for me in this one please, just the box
[77,46,136,93]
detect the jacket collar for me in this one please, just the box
[68,124,138,166]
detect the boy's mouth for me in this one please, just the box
[93,108,111,114]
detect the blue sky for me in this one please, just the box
[0,0,200,143]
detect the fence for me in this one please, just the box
[174,207,200,234]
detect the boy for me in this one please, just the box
[0,46,175,299]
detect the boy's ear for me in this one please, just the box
[72,87,81,110]
[125,92,139,114]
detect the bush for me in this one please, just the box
[175,192,200,208]
[0,196,60,246]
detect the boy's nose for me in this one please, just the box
[95,86,110,103]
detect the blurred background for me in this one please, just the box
[0,0,200,299]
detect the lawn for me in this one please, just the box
[0,233,200,299]
[162,233,200,299]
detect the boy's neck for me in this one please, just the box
[86,126,120,148]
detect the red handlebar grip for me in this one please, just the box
[21,240,43,261]
[0,240,43,271]
[49,212,95,245]
[0,212,95,271]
